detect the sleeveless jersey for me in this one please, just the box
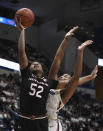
[20,65,58,116]
[46,89,64,120]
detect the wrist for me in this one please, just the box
[89,75,93,80]
[78,46,84,52]
[20,28,24,32]
[64,36,69,41]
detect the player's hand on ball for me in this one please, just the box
[15,17,24,31]
[65,26,79,39]
[78,40,93,51]
[90,65,98,79]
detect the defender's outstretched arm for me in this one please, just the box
[61,40,93,104]
[78,65,98,85]
[48,26,78,80]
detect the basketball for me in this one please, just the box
[14,8,35,28]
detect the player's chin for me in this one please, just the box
[34,68,42,72]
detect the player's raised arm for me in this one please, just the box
[15,18,28,70]
[48,26,78,80]
[73,40,93,80]
[78,65,98,85]
[61,40,93,104]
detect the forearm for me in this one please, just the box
[48,38,69,79]
[18,29,25,53]
[61,50,84,104]
[61,80,78,104]
[51,38,69,69]
[56,38,69,58]
[78,75,92,85]
[73,40,93,80]
[18,29,28,69]
[62,40,93,104]
[73,49,84,80]
[48,26,78,79]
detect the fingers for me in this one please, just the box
[88,40,93,44]
[70,26,79,33]
[69,32,74,36]
[93,74,97,78]
[19,18,22,27]
[93,73,97,78]
[72,26,79,31]
[15,17,22,25]
[91,65,98,79]
[15,16,24,30]
[94,65,98,74]
[86,40,93,44]
[15,17,20,28]
[78,40,93,50]
[18,18,22,24]
[83,40,93,47]
[15,18,19,28]
[15,17,18,25]
[95,65,98,70]
[93,65,98,71]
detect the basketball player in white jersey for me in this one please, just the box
[47,27,98,131]
[47,66,97,131]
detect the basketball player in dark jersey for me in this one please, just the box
[14,18,58,131]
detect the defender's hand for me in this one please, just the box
[78,40,93,51]
[65,26,79,39]
[90,65,98,79]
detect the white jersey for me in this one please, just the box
[46,89,64,131]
